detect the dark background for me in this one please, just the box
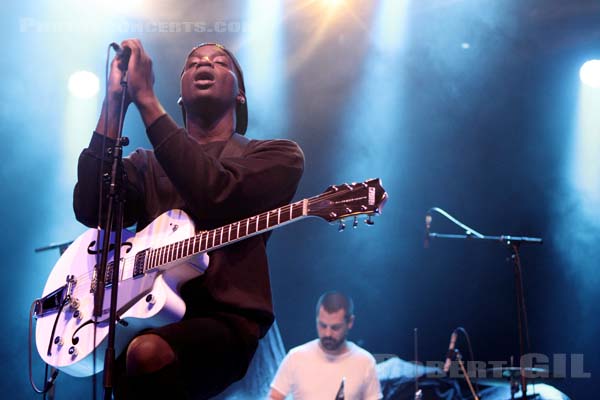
[2,0,599,398]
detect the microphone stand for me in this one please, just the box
[34,241,73,255]
[455,349,479,400]
[426,208,542,400]
[94,64,129,400]
[414,328,422,400]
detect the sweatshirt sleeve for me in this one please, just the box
[73,132,145,229]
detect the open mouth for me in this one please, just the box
[194,70,215,85]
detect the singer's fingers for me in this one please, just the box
[108,57,124,82]
[121,38,152,73]
[120,38,144,59]
[117,39,156,106]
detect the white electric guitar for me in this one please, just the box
[34,179,387,377]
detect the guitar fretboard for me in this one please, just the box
[133,199,308,276]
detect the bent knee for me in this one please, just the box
[126,334,176,375]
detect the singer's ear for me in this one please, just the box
[236,88,246,104]
[347,314,355,329]
[177,96,187,127]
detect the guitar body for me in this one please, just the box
[35,209,209,377]
[34,179,387,377]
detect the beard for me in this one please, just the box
[320,336,345,351]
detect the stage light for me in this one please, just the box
[68,71,100,99]
[322,0,344,7]
[566,68,600,233]
[579,60,600,89]
[461,42,471,50]
[372,0,409,53]
[96,0,144,14]
[241,0,288,138]
[334,0,408,184]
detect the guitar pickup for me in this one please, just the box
[33,285,67,318]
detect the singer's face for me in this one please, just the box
[316,306,354,354]
[180,45,239,111]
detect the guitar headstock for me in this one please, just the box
[307,178,388,223]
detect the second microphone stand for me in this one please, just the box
[426,207,542,400]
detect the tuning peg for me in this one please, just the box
[338,220,346,232]
[365,215,374,225]
[353,216,358,228]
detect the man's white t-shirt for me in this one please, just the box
[270,339,382,400]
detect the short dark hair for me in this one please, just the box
[316,291,354,322]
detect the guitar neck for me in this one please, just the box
[136,199,310,274]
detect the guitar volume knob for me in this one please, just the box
[146,294,156,305]
[54,336,64,346]
[68,346,78,356]
[70,298,80,310]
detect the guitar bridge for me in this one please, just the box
[34,275,77,317]
[34,285,67,317]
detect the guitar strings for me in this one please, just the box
[61,188,374,297]
[64,200,301,293]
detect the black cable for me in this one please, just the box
[455,326,480,396]
[28,301,60,395]
[427,207,485,238]
[98,43,112,231]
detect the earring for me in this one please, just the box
[238,97,246,104]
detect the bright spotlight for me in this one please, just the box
[102,0,144,13]
[580,60,600,89]
[68,71,100,99]
[322,0,344,7]
[461,42,471,50]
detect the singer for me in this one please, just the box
[268,291,382,400]
[73,39,304,399]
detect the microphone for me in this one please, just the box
[335,377,345,400]
[442,329,458,373]
[424,213,432,248]
[110,42,132,71]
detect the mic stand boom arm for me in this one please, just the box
[427,232,542,245]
